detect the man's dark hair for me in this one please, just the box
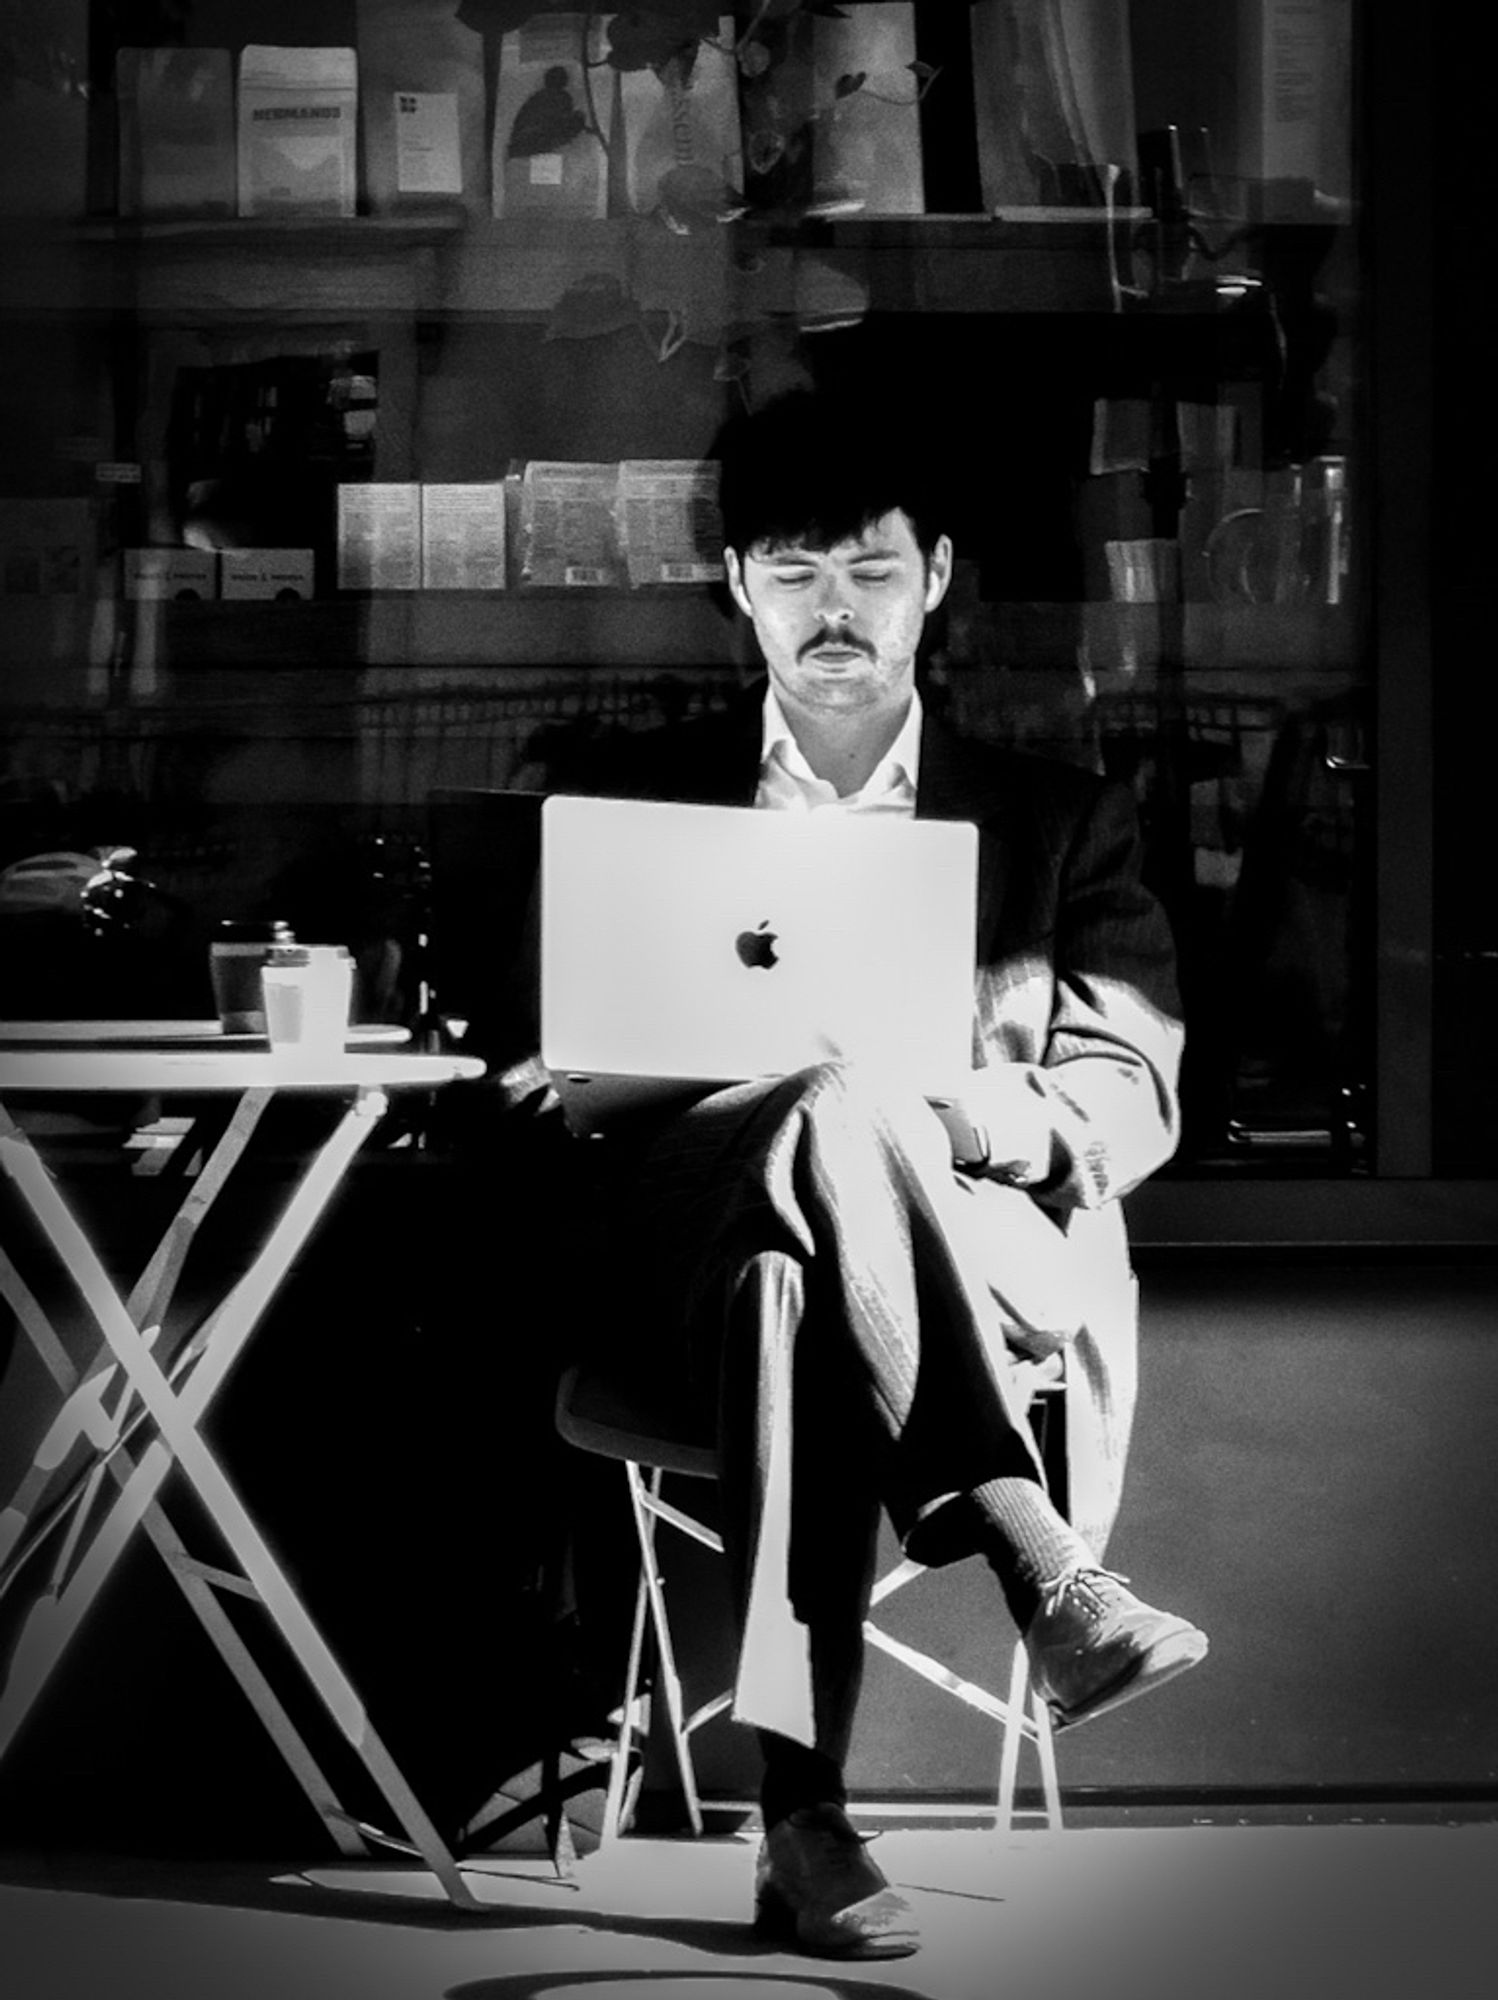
[715,389,945,562]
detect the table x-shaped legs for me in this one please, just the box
[0,1090,486,1909]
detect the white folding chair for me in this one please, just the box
[555,1352,1068,1843]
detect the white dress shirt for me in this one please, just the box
[755,685,922,817]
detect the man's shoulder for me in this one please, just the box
[921,710,1116,823]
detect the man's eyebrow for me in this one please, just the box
[752,540,903,561]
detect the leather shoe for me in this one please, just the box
[754,1802,919,1958]
[1026,1566,1207,1730]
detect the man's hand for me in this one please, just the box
[928,1065,1055,1184]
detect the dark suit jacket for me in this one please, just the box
[579,682,1185,1549]
[595,682,1183,1212]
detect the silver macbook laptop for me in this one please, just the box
[541,794,979,1132]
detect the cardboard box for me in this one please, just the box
[1237,0,1353,214]
[971,0,1137,212]
[618,18,741,218]
[123,548,218,601]
[219,549,316,600]
[743,2,924,216]
[357,0,486,212]
[238,45,358,218]
[492,12,614,219]
[0,0,89,220]
[116,47,236,218]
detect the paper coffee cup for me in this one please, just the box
[210,921,295,1033]
[261,946,353,1057]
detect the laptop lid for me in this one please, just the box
[541,794,978,1127]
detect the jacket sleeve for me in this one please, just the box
[973,778,1184,1211]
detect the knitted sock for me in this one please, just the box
[969,1476,1094,1631]
[757,1733,848,1831]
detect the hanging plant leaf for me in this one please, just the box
[505,65,589,156]
[745,126,788,177]
[455,1,546,37]
[657,161,748,233]
[756,0,851,17]
[605,6,722,74]
[544,273,645,342]
[656,310,689,363]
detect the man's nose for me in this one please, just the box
[814,580,855,625]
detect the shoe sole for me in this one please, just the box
[1047,1626,1208,1731]
[754,1887,921,1959]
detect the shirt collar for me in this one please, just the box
[759,683,924,797]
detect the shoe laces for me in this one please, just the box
[1035,1565,1131,1621]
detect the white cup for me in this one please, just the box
[260,946,353,1059]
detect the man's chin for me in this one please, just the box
[793,661,880,696]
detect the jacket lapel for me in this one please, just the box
[916,709,1012,949]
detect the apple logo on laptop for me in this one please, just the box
[735,920,779,971]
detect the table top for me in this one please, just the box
[0,1018,409,1048]
[0,1046,486,1094]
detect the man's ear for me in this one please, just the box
[924,534,954,614]
[724,546,755,620]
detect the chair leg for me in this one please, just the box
[1032,1667,1062,1832]
[600,1493,653,1845]
[996,1639,1063,1834]
[622,1462,704,1837]
[995,1639,1028,1832]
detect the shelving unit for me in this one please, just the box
[11,1,1476,1203]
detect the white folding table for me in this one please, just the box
[0,1025,492,1908]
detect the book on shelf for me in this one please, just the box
[237,45,359,219]
[420,484,507,591]
[116,47,237,219]
[516,463,626,590]
[337,483,421,591]
[970,0,1139,214]
[356,0,487,213]
[619,462,724,588]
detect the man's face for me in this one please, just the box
[725,510,952,723]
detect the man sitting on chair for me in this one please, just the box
[514,388,1206,1958]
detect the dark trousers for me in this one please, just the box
[597,1062,1068,1766]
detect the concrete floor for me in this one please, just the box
[4,1817,1495,2000]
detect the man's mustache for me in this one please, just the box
[799,630,874,660]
